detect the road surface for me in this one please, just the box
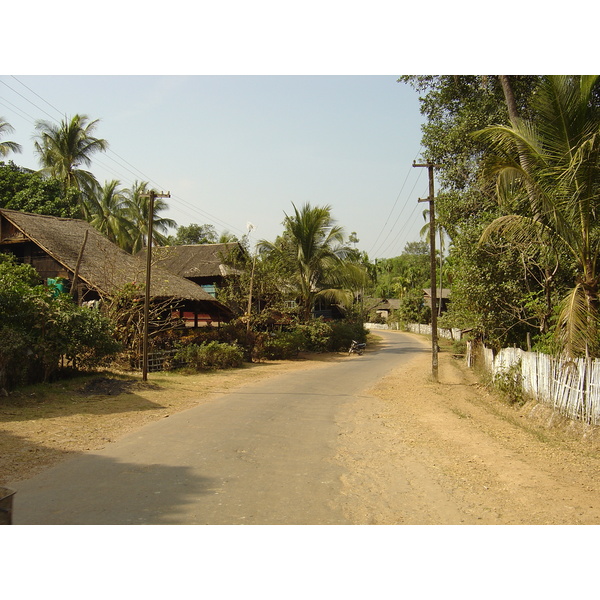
[8,331,426,524]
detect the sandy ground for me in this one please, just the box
[3,332,600,525]
[334,332,600,525]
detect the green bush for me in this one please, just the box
[296,318,332,352]
[0,253,121,390]
[397,288,431,325]
[451,339,467,355]
[327,321,367,351]
[174,341,244,370]
[259,331,304,360]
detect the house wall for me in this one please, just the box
[0,238,100,302]
[0,240,69,282]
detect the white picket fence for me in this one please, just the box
[481,345,600,424]
[405,323,463,341]
[364,322,401,330]
[403,322,600,424]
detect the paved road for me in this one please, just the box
[8,331,427,524]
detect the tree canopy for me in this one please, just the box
[259,203,367,321]
[402,75,600,357]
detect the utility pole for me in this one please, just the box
[141,189,171,382]
[414,161,440,382]
[245,222,256,333]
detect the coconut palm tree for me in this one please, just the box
[34,114,108,213]
[123,181,177,253]
[86,180,134,250]
[260,203,366,321]
[475,75,600,357]
[0,118,22,157]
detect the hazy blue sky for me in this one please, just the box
[1,75,429,258]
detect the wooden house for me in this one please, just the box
[137,242,246,297]
[364,297,401,321]
[0,209,233,326]
[423,288,451,314]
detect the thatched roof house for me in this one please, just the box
[364,297,401,320]
[423,288,451,313]
[0,209,233,323]
[137,242,246,295]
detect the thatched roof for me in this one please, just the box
[138,243,246,279]
[423,288,451,299]
[0,209,230,307]
[364,297,401,311]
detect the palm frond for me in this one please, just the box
[555,284,599,358]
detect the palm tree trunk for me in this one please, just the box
[499,76,519,125]
[499,75,553,333]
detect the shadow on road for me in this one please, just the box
[12,452,220,525]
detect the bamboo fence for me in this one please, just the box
[481,345,600,424]
[404,322,600,424]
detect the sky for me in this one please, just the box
[1,74,429,258]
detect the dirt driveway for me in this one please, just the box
[3,331,600,525]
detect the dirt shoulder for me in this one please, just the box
[334,331,600,524]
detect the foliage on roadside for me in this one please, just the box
[396,288,431,326]
[173,341,245,371]
[0,253,120,390]
[100,282,183,364]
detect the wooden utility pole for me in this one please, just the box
[71,229,88,302]
[246,253,257,333]
[414,161,440,382]
[142,189,170,382]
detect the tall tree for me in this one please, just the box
[173,223,219,245]
[34,114,108,214]
[123,181,177,253]
[401,76,546,348]
[0,119,22,157]
[86,180,134,249]
[0,161,79,218]
[476,75,600,357]
[259,203,366,321]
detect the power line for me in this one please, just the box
[369,167,425,258]
[1,76,246,236]
[376,187,427,257]
[10,76,65,119]
[367,146,424,257]
[0,95,37,123]
[0,79,58,122]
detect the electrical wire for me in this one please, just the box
[368,164,425,258]
[376,184,428,257]
[2,76,246,236]
[367,146,424,257]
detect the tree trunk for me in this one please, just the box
[500,75,554,332]
[499,75,520,126]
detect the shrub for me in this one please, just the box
[296,318,332,352]
[397,288,431,325]
[0,253,121,390]
[451,339,467,356]
[174,341,244,370]
[493,361,526,406]
[327,321,367,351]
[259,331,304,360]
